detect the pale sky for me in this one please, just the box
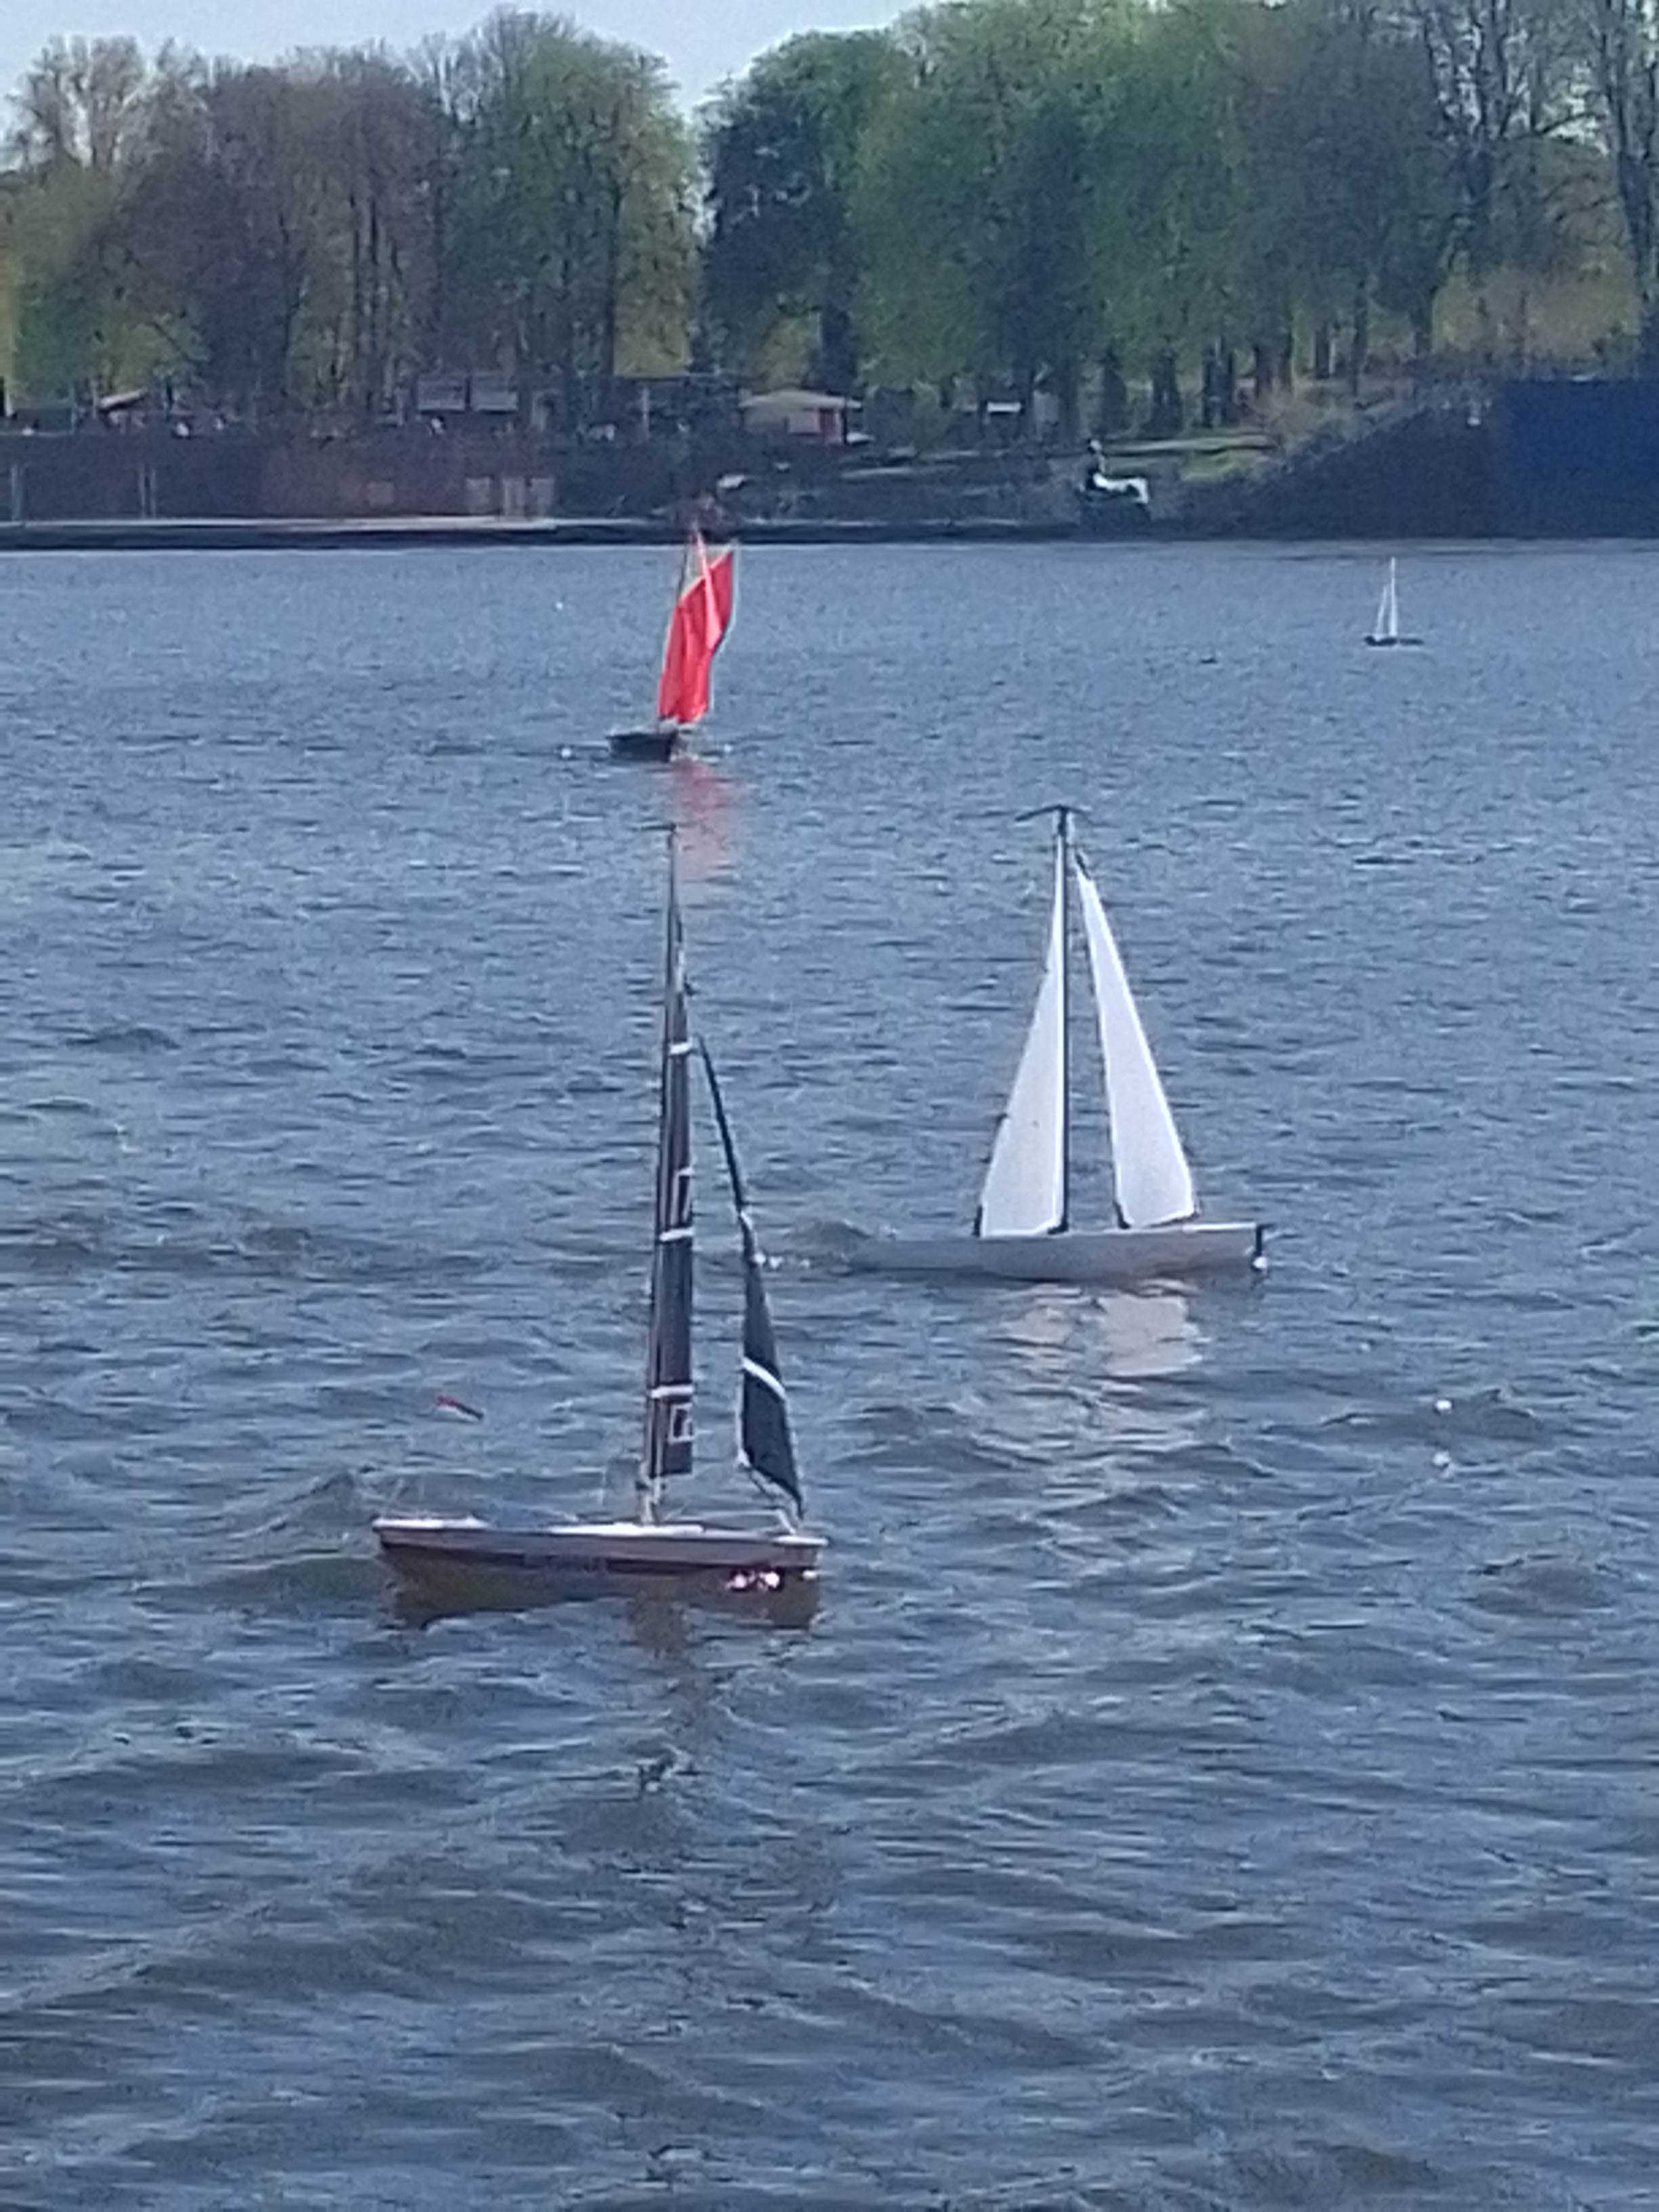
[1,0,899,115]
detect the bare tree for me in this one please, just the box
[1580,0,1659,365]
[11,36,148,171]
[1399,0,1576,346]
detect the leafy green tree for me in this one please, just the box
[443,11,694,419]
[312,51,445,416]
[703,31,903,388]
[4,36,162,396]
[1101,1,1240,426]
[0,0,1630,428]
[856,0,1138,431]
[3,15,695,419]
[106,59,344,414]
[1218,0,1459,379]
[8,166,127,392]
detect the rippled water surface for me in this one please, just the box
[3,541,1658,2207]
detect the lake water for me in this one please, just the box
[2,541,1656,2207]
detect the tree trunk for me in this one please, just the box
[557,228,581,428]
[425,170,449,369]
[1311,322,1333,382]
[364,192,387,417]
[1252,338,1275,407]
[1510,286,1532,367]
[1473,284,1496,368]
[1147,346,1182,438]
[1051,357,1080,444]
[1015,359,1038,433]
[1347,286,1370,396]
[1096,348,1127,436]
[348,185,366,415]
[813,302,857,395]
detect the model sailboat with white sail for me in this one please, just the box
[1364,556,1420,647]
[846,810,1262,1284]
[374,837,823,1593]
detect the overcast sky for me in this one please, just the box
[1,0,900,116]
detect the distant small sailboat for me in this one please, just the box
[845,810,1262,1284]
[1365,555,1420,647]
[375,835,823,1597]
[609,528,735,762]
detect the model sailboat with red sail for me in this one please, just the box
[610,528,735,761]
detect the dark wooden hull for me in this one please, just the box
[609,724,682,762]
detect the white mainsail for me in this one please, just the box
[977,835,1067,1236]
[1372,558,1399,643]
[1071,853,1195,1229]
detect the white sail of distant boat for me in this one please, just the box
[1366,556,1408,647]
[976,832,1068,1236]
[848,810,1261,1284]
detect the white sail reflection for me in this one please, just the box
[986,1282,1204,1466]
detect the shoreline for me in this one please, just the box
[0,514,1645,552]
[0,514,1111,553]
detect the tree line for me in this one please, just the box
[2,0,1658,438]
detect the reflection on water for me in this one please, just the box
[665,754,735,880]
[990,1281,1203,1461]
[996,1279,1201,1382]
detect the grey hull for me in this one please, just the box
[842,1220,1264,1284]
[374,1513,822,1583]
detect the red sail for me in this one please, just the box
[656,534,734,727]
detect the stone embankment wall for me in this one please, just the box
[0,430,570,523]
[9,382,1659,537]
[1488,380,1659,533]
[1196,378,1659,539]
[1193,401,1500,537]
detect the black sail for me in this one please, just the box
[697,1040,804,1516]
[639,844,694,1514]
